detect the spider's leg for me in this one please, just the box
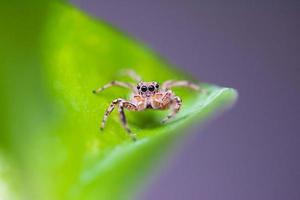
[118,101,138,141]
[120,69,142,82]
[101,98,122,131]
[162,80,200,91]
[161,96,182,123]
[161,91,172,103]
[93,81,135,94]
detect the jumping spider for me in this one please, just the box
[93,70,201,141]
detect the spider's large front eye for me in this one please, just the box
[148,85,155,92]
[141,86,147,92]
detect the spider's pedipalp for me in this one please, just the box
[162,80,200,91]
[161,96,182,123]
[93,80,135,94]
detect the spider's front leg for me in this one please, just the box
[118,101,138,141]
[161,96,182,124]
[93,80,135,94]
[101,98,138,141]
[101,98,121,131]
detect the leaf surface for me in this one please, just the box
[0,2,237,200]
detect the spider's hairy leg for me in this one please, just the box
[93,80,135,94]
[119,69,142,82]
[118,101,138,141]
[161,96,182,124]
[162,80,200,91]
[101,98,138,141]
[100,98,122,131]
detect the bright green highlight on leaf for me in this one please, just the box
[0,2,237,200]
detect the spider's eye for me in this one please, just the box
[141,86,147,92]
[137,85,140,90]
[155,83,159,89]
[148,85,155,92]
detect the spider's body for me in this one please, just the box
[93,70,200,141]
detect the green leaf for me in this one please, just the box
[0,2,237,200]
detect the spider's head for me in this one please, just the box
[137,81,160,97]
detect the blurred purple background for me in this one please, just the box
[71,1,300,199]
